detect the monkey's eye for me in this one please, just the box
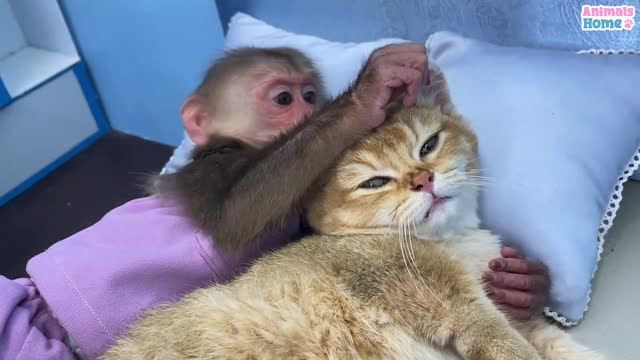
[358,177,392,189]
[303,90,316,104]
[420,132,440,157]
[274,91,293,106]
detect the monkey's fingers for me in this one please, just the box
[489,257,548,276]
[378,65,423,108]
[375,51,428,74]
[488,288,544,311]
[484,271,549,292]
[383,87,407,113]
[501,246,525,259]
[371,43,427,61]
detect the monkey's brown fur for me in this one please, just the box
[151,90,362,252]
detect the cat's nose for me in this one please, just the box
[411,171,434,192]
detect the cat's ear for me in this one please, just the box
[417,61,457,116]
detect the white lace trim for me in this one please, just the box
[543,48,640,327]
[576,48,640,55]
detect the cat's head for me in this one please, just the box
[308,64,480,239]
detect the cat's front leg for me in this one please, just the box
[447,297,541,360]
[380,280,541,360]
[375,265,540,359]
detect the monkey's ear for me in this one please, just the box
[416,62,457,116]
[181,95,211,146]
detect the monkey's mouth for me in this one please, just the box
[425,196,452,219]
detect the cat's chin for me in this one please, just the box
[423,196,452,220]
[413,195,480,240]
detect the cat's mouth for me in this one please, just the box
[425,195,452,219]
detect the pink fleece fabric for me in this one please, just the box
[0,196,302,359]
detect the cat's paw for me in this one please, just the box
[488,338,541,360]
[551,348,606,360]
[509,346,541,360]
[540,335,606,360]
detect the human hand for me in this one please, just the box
[351,43,429,130]
[483,247,550,321]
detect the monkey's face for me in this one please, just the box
[245,71,323,145]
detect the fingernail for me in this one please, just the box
[490,260,503,270]
[483,272,495,282]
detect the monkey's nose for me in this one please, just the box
[410,171,434,192]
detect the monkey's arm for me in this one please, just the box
[214,93,367,250]
[170,43,428,251]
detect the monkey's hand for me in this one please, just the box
[351,43,429,131]
[483,247,550,321]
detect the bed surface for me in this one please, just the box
[569,181,639,359]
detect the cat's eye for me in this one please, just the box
[358,177,392,189]
[420,132,440,157]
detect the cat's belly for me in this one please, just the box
[432,229,502,280]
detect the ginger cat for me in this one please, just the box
[101,66,603,360]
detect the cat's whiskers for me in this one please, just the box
[380,207,401,262]
[436,168,490,196]
[406,218,424,286]
[396,218,415,282]
[463,175,492,186]
[441,165,492,186]
[408,216,439,291]
[462,168,493,186]
[401,220,429,296]
[388,201,404,227]
[396,208,444,305]
[404,217,420,274]
[396,213,425,295]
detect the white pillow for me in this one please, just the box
[425,32,640,325]
[163,13,640,326]
[224,13,407,98]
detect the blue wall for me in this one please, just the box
[0,80,9,109]
[217,0,640,50]
[59,0,225,146]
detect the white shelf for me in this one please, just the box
[0,71,98,197]
[0,46,79,98]
[0,0,25,59]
